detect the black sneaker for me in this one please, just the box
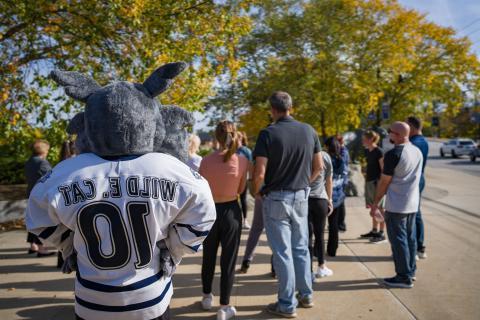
[266,303,297,318]
[369,233,387,244]
[37,251,56,258]
[240,260,250,273]
[383,276,413,288]
[360,230,377,238]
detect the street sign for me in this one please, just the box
[382,102,390,120]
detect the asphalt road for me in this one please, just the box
[427,139,480,177]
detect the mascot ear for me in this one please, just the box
[50,71,100,102]
[66,112,85,135]
[143,62,187,98]
[161,105,194,128]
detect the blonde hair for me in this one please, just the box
[215,120,238,162]
[188,134,201,156]
[32,139,50,156]
[363,130,380,144]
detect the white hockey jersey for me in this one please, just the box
[25,152,216,320]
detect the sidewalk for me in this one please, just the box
[0,196,478,319]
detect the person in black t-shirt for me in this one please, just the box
[252,91,322,317]
[360,130,386,243]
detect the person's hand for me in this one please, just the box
[327,199,334,216]
[157,240,176,278]
[61,253,77,274]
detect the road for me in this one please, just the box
[427,139,480,177]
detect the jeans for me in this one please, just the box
[263,189,312,313]
[416,176,425,251]
[202,200,242,305]
[385,211,417,280]
[243,197,264,262]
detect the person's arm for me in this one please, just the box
[247,161,254,180]
[26,176,74,262]
[310,131,323,183]
[237,159,248,195]
[372,174,392,205]
[370,148,399,216]
[164,181,216,265]
[326,175,333,215]
[310,152,323,183]
[253,156,267,195]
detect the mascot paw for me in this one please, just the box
[61,253,78,274]
[157,240,176,278]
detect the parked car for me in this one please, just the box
[470,146,480,162]
[440,138,477,158]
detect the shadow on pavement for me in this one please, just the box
[0,297,73,310]
[16,304,75,320]
[329,255,393,263]
[0,262,59,274]
[0,278,73,292]
[171,302,271,319]
[313,278,382,291]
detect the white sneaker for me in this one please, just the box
[242,220,251,230]
[201,293,213,310]
[217,305,237,320]
[315,266,333,278]
[418,251,427,259]
[415,255,419,261]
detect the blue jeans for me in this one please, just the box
[385,211,417,280]
[263,189,312,313]
[416,176,425,251]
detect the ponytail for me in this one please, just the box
[215,120,238,162]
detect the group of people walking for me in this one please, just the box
[184,91,429,319]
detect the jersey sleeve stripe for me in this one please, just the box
[38,225,58,239]
[186,244,201,252]
[60,230,72,242]
[75,279,171,312]
[175,223,210,237]
[76,270,163,292]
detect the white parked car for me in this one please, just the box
[440,138,477,158]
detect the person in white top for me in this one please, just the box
[371,121,423,289]
[187,134,202,171]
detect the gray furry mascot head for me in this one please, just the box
[54,62,194,161]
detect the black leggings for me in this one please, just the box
[201,200,242,305]
[327,202,344,257]
[308,198,329,266]
[239,189,248,219]
[27,232,42,245]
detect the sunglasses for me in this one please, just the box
[387,128,400,135]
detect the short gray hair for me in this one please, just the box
[269,91,292,112]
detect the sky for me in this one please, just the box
[399,0,480,55]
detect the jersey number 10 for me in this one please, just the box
[77,201,153,270]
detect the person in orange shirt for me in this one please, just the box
[199,120,248,320]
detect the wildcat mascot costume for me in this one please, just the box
[25,62,216,320]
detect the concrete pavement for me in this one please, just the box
[1,157,479,319]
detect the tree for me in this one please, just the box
[235,0,480,139]
[0,0,253,183]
